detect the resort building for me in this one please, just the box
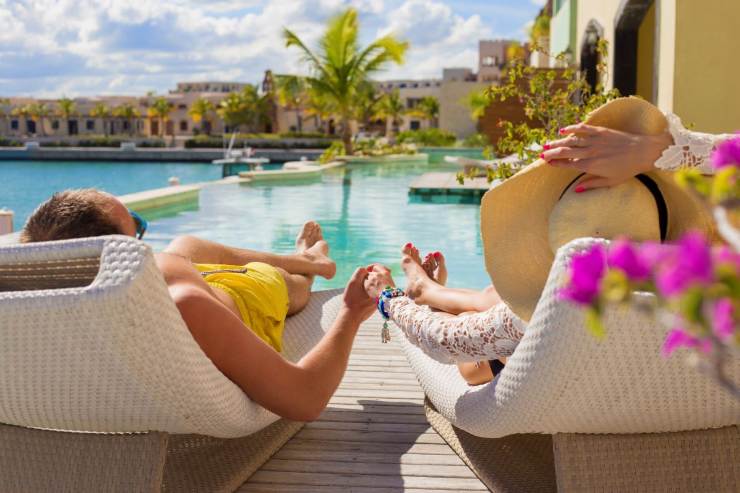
[548,0,740,133]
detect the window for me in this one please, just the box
[412,83,419,88]
[86,120,95,130]
[123,121,130,131]
[399,83,407,88]
[51,120,59,130]
[178,104,187,110]
[482,56,497,67]
[10,120,18,130]
[410,121,420,130]
[179,120,188,131]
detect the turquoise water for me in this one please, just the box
[1,159,490,290]
[143,162,490,290]
[1,160,221,230]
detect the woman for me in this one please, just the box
[366,97,731,386]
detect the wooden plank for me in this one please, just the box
[240,484,484,493]
[262,458,478,479]
[323,403,425,415]
[304,420,431,434]
[328,396,424,406]
[339,375,420,385]
[332,388,424,399]
[295,429,445,444]
[283,439,456,456]
[318,410,428,424]
[342,365,417,373]
[248,471,488,490]
[273,448,466,466]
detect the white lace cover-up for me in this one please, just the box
[388,114,733,364]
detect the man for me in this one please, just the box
[21,189,376,422]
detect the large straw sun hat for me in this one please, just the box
[480,97,715,321]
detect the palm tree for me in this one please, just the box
[28,103,51,136]
[352,80,381,130]
[217,85,269,134]
[304,89,336,134]
[275,75,309,133]
[0,98,11,135]
[57,97,77,136]
[410,96,440,128]
[147,97,173,137]
[89,102,112,136]
[217,92,248,134]
[284,8,408,154]
[188,97,215,135]
[374,90,406,140]
[113,103,141,136]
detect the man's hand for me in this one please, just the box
[341,267,376,322]
[364,264,395,299]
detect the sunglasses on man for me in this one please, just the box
[129,210,148,240]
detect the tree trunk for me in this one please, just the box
[341,116,353,155]
[296,108,302,133]
[39,117,46,137]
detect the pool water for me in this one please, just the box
[144,162,491,290]
[1,160,221,230]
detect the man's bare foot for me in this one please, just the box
[296,222,336,279]
[296,221,322,251]
[401,243,433,302]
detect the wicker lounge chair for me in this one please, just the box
[395,238,740,492]
[0,235,343,492]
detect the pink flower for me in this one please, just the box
[714,245,740,271]
[655,232,713,297]
[711,134,740,169]
[661,327,704,357]
[711,298,735,341]
[560,245,607,305]
[608,238,651,281]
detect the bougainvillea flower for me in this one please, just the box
[711,134,740,169]
[608,238,651,281]
[559,245,607,305]
[715,245,740,271]
[711,298,736,341]
[655,232,713,297]
[661,327,702,357]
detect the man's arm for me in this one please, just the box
[172,267,375,422]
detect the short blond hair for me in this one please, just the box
[21,189,123,243]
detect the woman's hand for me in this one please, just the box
[540,123,673,191]
[364,264,396,299]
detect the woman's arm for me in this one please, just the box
[386,296,526,363]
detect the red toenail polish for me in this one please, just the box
[434,252,441,259]
[405,242,412,248]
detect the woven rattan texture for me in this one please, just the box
[425,398,556,492]
[0,236,343,438]
[553,426,740,492]
[395,238,740,438]
[0,422,167,492]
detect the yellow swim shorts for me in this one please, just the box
[194,262,289,352]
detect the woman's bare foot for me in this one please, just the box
[422,251,448,286]
[296,221,336,279]
[401,243,433,302]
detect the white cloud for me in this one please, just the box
[530,0,546,6]
[0,0,535,96]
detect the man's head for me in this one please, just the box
[21,189,139,243]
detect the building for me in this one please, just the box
[549,0,740,133]
[478,40,510,83]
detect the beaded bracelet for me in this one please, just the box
[377,286,405,343]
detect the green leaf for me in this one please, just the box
[602,270,630,303]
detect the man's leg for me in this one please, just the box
[165,221,336,280]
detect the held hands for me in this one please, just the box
[341,267,377,322]
[540,123,673,191]
[363,264,396,300]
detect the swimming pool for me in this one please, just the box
[144,162,491,290]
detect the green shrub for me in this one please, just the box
[397,128,456,147]
[461,133,490,148]
[184,135,334,149]
[0,138,23,147]
[38,138,165,148]
[319,141,346,164]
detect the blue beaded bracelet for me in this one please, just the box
[377,287,405,343]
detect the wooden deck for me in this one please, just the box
[409,172,491,202]
[240,315,489,492]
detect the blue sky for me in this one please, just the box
[0,0,545,97]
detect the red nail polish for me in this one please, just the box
[575,186,585,193]
[559,128,566,135]
[405,242,412,248]
[433,252,441,259]
[539,153,545,159]
[543,144,551,150]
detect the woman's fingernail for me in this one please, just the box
[539,153,545,159]
[575,186,586,193]
[543,144,551,150]
[559,128,566,135]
